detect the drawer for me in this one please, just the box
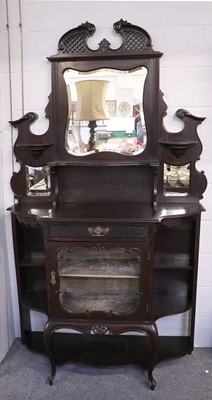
[48,224,150,239]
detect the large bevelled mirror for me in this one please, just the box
[64,67,147,156]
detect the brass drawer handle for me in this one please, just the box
[88,226,109,237]
[50,271,56,285]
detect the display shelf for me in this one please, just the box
[59,273,139,278]
[153,292,191,320]
[60,292,140,314]
[155,254,192,269]
[20,252,46,267]
[22,290,48,314]
[155,264,193,271]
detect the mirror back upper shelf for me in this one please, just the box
[9,19,207,205]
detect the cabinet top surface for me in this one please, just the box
[8,202,204,223]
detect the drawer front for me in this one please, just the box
[48,224,150,239]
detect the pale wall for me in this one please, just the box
[1,1,212,356]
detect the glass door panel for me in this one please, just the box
[57,246,143,315]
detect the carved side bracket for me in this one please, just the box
[158,91,207,200]
[159,105,205,165]
[9,94,54,168]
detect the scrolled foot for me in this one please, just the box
[48,367,56,386]
[148,372,156,390]
[48,376,54,386]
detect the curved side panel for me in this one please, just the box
[10,161,27,198]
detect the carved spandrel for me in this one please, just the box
[91,326,111,335]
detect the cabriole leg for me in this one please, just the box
[144,322,158,390]
[148,370,156,390]
[43,322,57,385]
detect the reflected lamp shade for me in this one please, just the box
[75,80,110,121]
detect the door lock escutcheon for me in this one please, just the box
[50,271,56,285]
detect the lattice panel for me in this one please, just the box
[121,29,148,51]
[60,32,89,54]
[59,170,152,204]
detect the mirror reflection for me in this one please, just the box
[164,164,190,197]
[64,67,147,156]
[26,166,51,196]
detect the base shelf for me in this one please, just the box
[25,331,191,367]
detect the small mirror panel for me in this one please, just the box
[26,166,51,196]
[64,67,147,156]
[164,164,190,197]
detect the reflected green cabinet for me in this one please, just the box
[8,20,207,390]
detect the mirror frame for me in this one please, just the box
[47,19,163,164]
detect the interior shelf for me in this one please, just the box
[153,292,191,319]
[155,255,192,270]
[59,259,140,278]
[20,252,46,267]
[60,292,139,314]
[59,272,139,279]
[155,264,193,270]
[22,290,47,314]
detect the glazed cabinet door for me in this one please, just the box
[47,241,150,322]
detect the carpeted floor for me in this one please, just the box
[0,339,211,400]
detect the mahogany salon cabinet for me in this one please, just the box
[8,20,207,390]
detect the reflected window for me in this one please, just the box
[26,166,51,196]
[164,164,190,197]
[64,67,147,156]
